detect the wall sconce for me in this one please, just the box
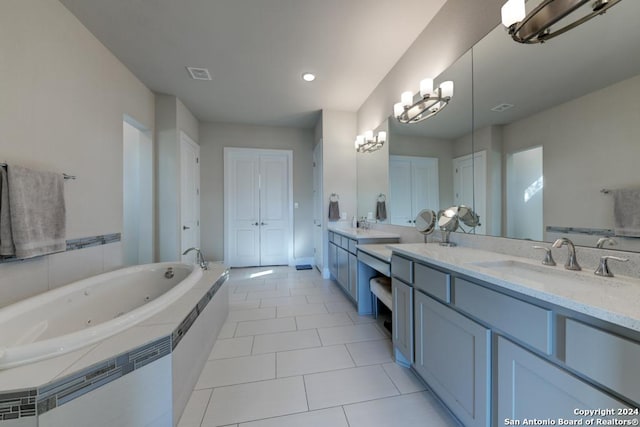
[355,130,386,153]
[501,0,622,44]
[393,78,454,124]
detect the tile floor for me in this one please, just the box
[177,266,460,427]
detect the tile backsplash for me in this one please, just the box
[0,235,123,309]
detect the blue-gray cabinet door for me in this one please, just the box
[337,246,349,293]
[414,291,490,427]
[328,242,337,278]
[392,278,413,363]
[497,336,628,424]
[348,252,358,302]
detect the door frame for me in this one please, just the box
[223,147,294,266]
[180,131,200,262]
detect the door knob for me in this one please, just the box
[183,226,190,230]
[261,222,267,226]
[252,222,259,226]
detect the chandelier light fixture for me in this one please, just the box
[501,0,622,44]
[393,78,454,124]
[354,130,386,153]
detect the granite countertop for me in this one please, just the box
[0,264,228,391]
[328,225,400,241]
[356,244,393,263]
[389,243,640,332]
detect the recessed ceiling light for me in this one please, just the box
[302,72,316,82]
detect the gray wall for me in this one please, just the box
[199,122,315,262]
[0,0,155,306]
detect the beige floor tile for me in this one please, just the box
[276,303,328,318]
[200,377,308,426]
[252,329,321,354]
[239,407,348,427]
[295,312,354,330]
[382,362,427,394]
[235,317,297,337]
[209,336,254,360]
[304,365,399,410]
[346,339,393,366]
[195,353,275,389]
[317,323,385,346]
[227,307,276,322]
[277,345,355,377]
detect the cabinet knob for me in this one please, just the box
[183,226,190,230]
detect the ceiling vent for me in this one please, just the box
[490,103,514,112]
[186,67,212,81]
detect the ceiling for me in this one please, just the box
[59,0,447,128]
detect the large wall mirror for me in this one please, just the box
[472,0,640,252]
[356,50,474,227]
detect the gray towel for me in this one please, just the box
[328,201,340,221]
[613,189,640,237]
[7,165,66,258]
[376,201,387,221]
[0,167,14,256]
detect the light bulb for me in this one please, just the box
[377,131,387,142]
[420,78,434,97]
[440,81,454,98]
[393,102,404,117]
[356,135,364,147]
[501,0,525,27]
[364,130,374,141]
[401,91,414,107]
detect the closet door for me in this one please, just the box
[225,150,261,267]
[389,157,413,226]
[259,153,290,265]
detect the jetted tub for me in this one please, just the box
[0,262,203,370]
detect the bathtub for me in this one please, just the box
[0,262,203,370]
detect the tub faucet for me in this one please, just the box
[552,238,581,271]
[183,247,208,270]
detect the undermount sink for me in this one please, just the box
[469,259,628,288]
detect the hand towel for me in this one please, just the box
[613,189,640,237]
[376,201,387,222]
[0,167,14,256]
[7,165,66,258]
[328,200,340,221]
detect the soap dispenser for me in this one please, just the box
[352,216,357,228]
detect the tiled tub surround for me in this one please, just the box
[0,265,229,426]
[0,262,202,370]
[0,235,125,309]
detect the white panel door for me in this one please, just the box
[411,157,440,215]
[226,150,261,267]
[453,151,486,234]
[313,142,323,272]
[180,132,200,263]
[225,148,292,267]
[259,153,290,265]
[389,157,413,226]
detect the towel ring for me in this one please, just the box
[330,193,339,202]
[377,194,386,202]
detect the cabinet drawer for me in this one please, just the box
[348,239,357,254]
[391,256,413,284]
[328,231,335,242]
[455,279,552,354]
[340,236,350,250]
[334,234,342,247]
[358,251,390,277]
[565,319,640,403]
[414,264,450,303]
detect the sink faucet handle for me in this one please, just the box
[552,238,581,271]
[596,237,617,249]
[533,246,556,266]
[594,256,629,278]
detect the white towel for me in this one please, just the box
[7,165,66,258]
[0,167,14,256]
[613,189,640,237]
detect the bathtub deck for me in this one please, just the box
[177,266,460,427]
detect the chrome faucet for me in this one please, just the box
[533,245,556,266]
[552,238,581,271]
[594,255,628,277]
[182,247,208,270]
[596,237,617,249]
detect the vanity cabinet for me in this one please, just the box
[390,252,637,427]
[497,336,627,420]
[414,291,490,427]
[328,229,399,310]
[392,278,413,363]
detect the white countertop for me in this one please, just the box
[328,225,400,241]
[389,243,640,332]
[357,244,393,263]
